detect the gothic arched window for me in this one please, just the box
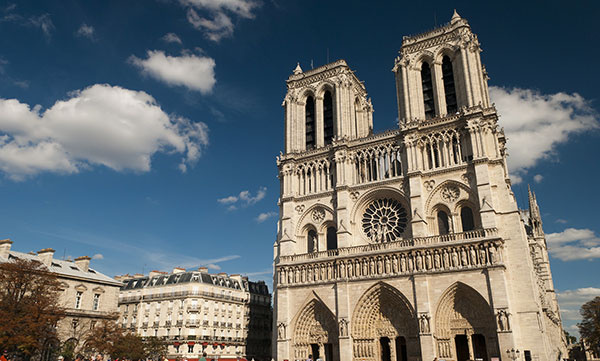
[437,210,450,235]
[442,56,458,114]
[354,97,361,138]
[305,96,316,150]
[421,62,435,119]
[307,229,318,253]
[326,226,337,250]
[461,206,475,232]
[323,91,334,145]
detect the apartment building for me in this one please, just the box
[117,267,271,360]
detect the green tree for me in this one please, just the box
[144,337,168,361]
[0,258,65,361]
[578,296,600,355]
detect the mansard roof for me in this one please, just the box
[120,270,244,291]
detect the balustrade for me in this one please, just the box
[277,235,503,287]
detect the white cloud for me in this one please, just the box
[129,50,216,93]
[92,253,103,260]
[179,0,257,41]
[558,288,600,320]
[0,84,208,180]
[161,32,183,44]
[218,187,267,209]
[28,14,54,38]
[76,23,95,40]
[533,174,543,183]
[546,228,600,261]
[256,211,277,223]
[490,86,599,184]
[0,57,7,74]
[556,219,568,224]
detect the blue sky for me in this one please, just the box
[0,0,599,337]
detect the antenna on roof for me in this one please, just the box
[311,59,314,69]
[62,248,66,260]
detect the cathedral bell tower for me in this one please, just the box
[273,11,567,361]
[282,60,373,153]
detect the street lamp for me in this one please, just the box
[507,348,520,361]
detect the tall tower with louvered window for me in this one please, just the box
[272,11,567,361]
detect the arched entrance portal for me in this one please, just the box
[351,282,420,361]
[292,298,339,361]
[434,283,500,361]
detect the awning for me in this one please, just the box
[173,342,180,347]
[187,341,195,346]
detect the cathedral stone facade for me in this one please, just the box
[272,11,567,361]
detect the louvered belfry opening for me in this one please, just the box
[442,56,458,114]
[323,90,334,145]
[421,62,435,119]
[305,96,316,149]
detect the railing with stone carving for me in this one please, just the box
[279,228,498,264]
[276,237,503,287]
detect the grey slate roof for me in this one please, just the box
[1,250,122,286]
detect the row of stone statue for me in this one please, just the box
[278,241,503,285]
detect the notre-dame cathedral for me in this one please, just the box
[272,11,567,361]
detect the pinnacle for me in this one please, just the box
[451,9,462,23]
[293,62,303,75]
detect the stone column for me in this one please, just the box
[432,61,446,117]
[316,96,324,148]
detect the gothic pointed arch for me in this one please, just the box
[351,282,420,361]
[434,282,500,361]
[425,180,476,218]
[291,293,338,360]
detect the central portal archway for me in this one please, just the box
[351,282,420,361]
[434,282,500,361]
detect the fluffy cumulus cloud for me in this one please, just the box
[161,32,183,44]
[490,86,599,184]
[256,211,277,223]
[557,287,600,336]
[179,0,258,41]
[546,228,600,261]
[218,186,266,210]
[76,23,95,40]
[0,84,208,180]
[129,50,216,93]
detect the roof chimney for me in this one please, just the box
[37,248,55,266]
[149,270,167,278]
[74,256,91,272]
[172,267,186,274]
[0,239,12,259]
[198,267,208,273]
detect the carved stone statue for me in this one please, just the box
[278,322,286,339]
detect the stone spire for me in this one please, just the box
[528,185,543,237]
[293,62,303,75]
[451,9,462,24]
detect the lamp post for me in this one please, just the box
[507,348,520,361]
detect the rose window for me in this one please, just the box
[362,198,408,243]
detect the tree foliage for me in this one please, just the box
[578,296,600,355]
[84,320,167,361]
[0,258,65,361]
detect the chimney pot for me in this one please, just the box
[74,256,91,272]
[37,248,55,266]
[0,239,12,259]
